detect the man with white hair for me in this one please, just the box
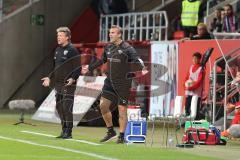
[41,27,81,139]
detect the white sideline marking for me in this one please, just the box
[0,155,86,159]
[20,130,101,146]
[0,135,118,160]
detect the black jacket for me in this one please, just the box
[190,32,212,40]
[89,41,144,79]
[89,41,144,96]
[50,43,81,85]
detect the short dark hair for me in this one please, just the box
[110,25,123,35]
[192,52,202,59]
[224,4,233,10]
[216,7,224,12]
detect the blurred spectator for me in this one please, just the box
[81,64,89,75]
[91,0,128,17]
[231,71,240,86]
[171,15,182,31]
[181,0,204,37]
[191,23,212,40]
[181,23,212,41]
[221,102,240,138]
[82,48,98,76]
[221,7,226,19]
[171,15,185,40]
[222,4,239,32]
[87,48,98,66]
[152,14,167,40]
[210,8,224,32]
[221,72,240,138]
[109,0,128,14]
[2,0,26,16]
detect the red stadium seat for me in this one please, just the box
[172,30,185,40]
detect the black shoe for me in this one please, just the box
[100,130,117,143]
[56,132,64,138]
[116,136,125,144]
[62,133,72,139]
[62,130,72,139]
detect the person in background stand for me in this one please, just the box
[41,27,81,139]
[181,23,212,41]
[222,4,239,32]
[221,102,240,138]
[91,0,128,17]
[184,52,205,120]
[221,7,226,20]
[191,23,212,40]
[181,0,203,37]
[210,7,224,32]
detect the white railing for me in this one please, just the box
[213,32,240,39]
[100,11,168,42]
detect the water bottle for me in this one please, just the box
[168,137,174,148]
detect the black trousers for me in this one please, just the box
[55,84,76,133]
[185,95,201,120]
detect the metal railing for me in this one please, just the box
[213,32,240,39]
[212,47,240,125]
[100,11,168,42]
[0,0,39,22]
[223,54,240,130]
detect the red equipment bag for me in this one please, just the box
[182,127,219,145]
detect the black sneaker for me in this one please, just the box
[56,132,64,138]
[100,131,117,143]
[62,134,72,139]
[116,136,125,144]
[62,131,72,139]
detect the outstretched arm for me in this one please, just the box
[88,49,107,72]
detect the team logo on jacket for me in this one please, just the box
[63,50,68,55]
[118,50,123,54]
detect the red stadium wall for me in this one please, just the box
[178,40,240,97]
[71,8,99,43]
